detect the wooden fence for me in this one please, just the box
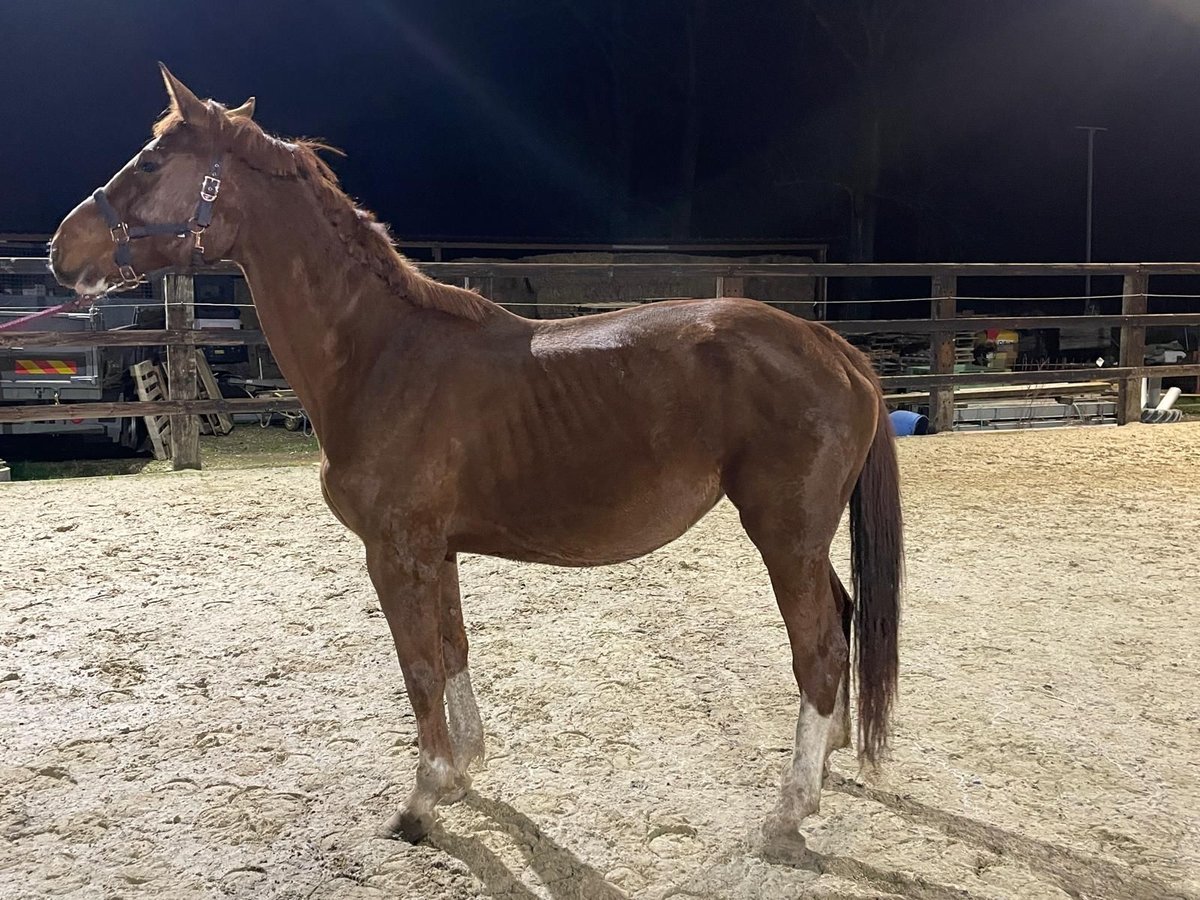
[2,261,1199,469]
[0,271,301,469]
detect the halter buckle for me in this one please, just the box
[110,223,130,244]
[118,264,139,284]
[200,175,221,203]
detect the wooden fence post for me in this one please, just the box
[714,276,745,298]
[1117,270,1149,425]
[165,273,201,469]
[929,271,958,433]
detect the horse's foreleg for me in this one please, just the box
[439,555,485,796]
[366,540,460,843]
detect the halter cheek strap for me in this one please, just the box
[92,156,224,289]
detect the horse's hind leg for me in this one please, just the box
[728,471,851,850]
[366,540,460,843]
[759,549,847,848]
[439,556,485,798]
[829,565,853,754]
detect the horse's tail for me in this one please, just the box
[849,398,904,765]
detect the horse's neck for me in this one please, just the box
[233,183,404,429]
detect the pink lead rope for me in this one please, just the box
[0,296,96,332]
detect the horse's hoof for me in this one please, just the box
[443,772,473,805]
[377,808,433,844]
[465,744,487,772]
[758,819,809,864]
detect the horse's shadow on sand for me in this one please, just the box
[429,777,1193,900]
[428,791,627,900]
[746,773,1190,900]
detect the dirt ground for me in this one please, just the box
[2,423,1198,900]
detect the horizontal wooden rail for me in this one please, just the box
[1,314,1196,352]
[882,382,1114,405]
[831,313,1200,335]
[0,395,303,425]
[12,258,1200,278]
[423,262,1200,278]
[0,328,266,350]
[879,363,1200,391]
[2,365,1194,424]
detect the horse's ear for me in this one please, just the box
[158,62,207,122]
[226,97,256,121]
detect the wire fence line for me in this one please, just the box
[7,292,1197,315]
[5,253,1200,319]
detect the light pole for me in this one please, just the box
[1076,125,1107,312]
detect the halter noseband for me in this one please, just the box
[91,156,224,290]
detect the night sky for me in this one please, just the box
[4,1,1200,263]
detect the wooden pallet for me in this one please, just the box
[194,350,234,436]
[131,354,233,459]
[130,360,171,460]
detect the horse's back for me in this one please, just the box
[535,297,880,424]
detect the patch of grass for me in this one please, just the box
[3,424,320,481]
[156,425,322,472]
[8,456,152,480]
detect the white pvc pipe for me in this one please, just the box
[1156,386,1182,412]
[1146,377,1162,410]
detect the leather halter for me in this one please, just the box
[91,156,224,290]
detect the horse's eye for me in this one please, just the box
[137,159,159,174]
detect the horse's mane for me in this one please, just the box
[154,103,494,323]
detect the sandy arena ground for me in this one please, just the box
[2,423,1199,899]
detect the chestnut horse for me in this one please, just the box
[51,66,903,848]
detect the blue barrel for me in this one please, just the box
[889,409,929,437]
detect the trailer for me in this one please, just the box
[0,304,156,449]
[0,270,159,450]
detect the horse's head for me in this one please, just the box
[50,64,256,297]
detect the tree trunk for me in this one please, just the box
[608,1,634,239]
[848,105,882,263]
[844,105,882,307]
[671,0,705,240]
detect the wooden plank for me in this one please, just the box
[130,360,171,460]
[879,363,1199,390]
[883,381,1113,404]
[928,273,958,433]
[828,313,1200,335]
[0,329,268,350]
[193,350,234,435]
[0,396,304,425]
[2,315,1198,351]
[11,257,1200,278]
[406,240,830,254]
[2,313,1199,351]
[0,366,1194,425]
[1117,272,1150,425]
[165,275,201,470]
[417,261,1200,278]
